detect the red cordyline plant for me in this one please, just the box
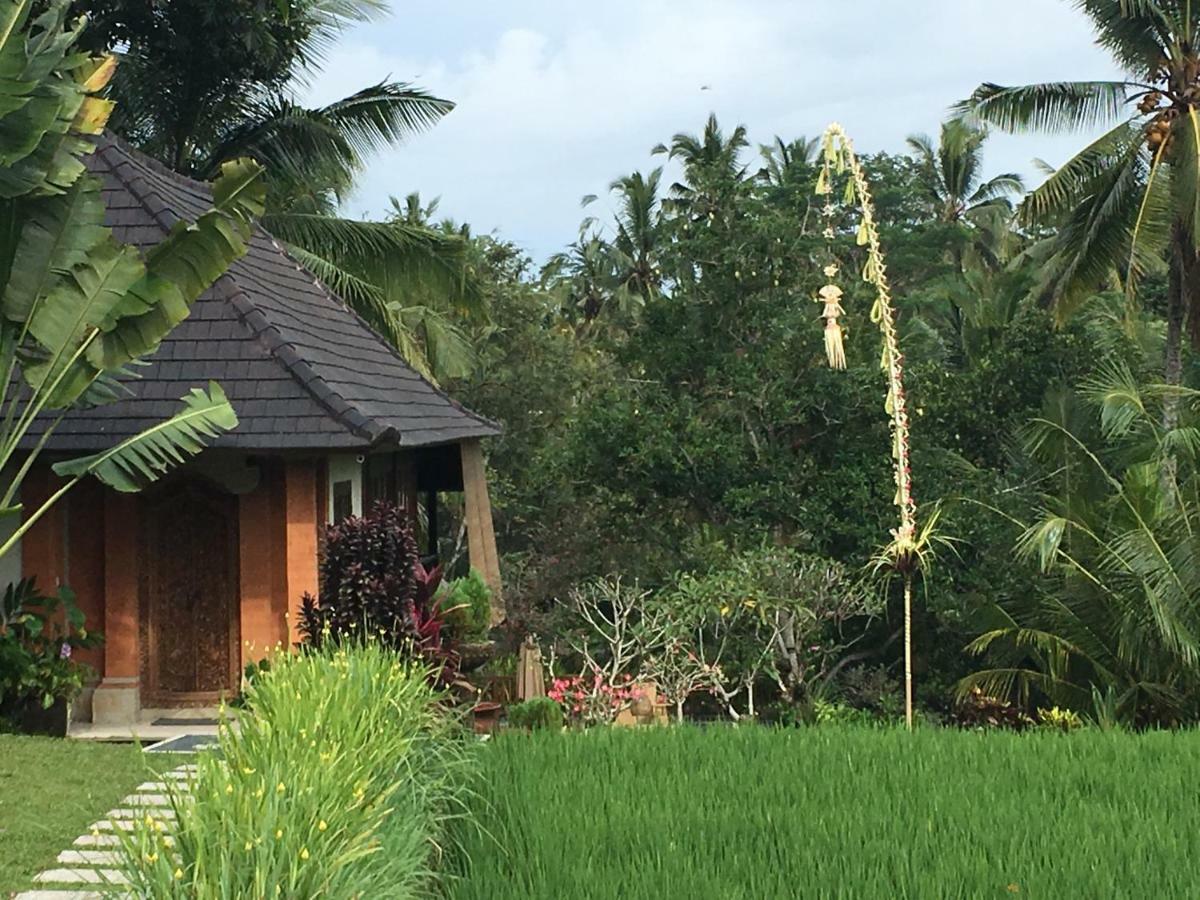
[814,124,944,730]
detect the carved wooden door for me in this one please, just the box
[142,480,239,704]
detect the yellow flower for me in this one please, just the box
[225,783,233,795]
[144,813,155,826]
[241,767,255,775]
[244,840,253,851]
[318,820,328,832]
[144,852,158,863]
[299,847,310,860]
[276,782,286,794]
[174,868,184,880]
[275,829,283,839]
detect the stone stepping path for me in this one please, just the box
[15,763,194,900]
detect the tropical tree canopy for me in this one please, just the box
[0,0,264,560]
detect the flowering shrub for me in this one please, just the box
[0,578,101,715]
[548,672,642,725]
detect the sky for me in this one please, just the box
[301,1,1125,262]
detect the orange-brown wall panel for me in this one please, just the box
[284,460,319,648]
[238,477,277,670]
[67,481,105,672]
[21,466,65,593]
[102,492,139,680]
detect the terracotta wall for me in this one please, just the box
[239,459,291,669]
[17,457,333,692]
[20,467,65,593]
[66,481,105,672]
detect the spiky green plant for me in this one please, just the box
[114,642,472,897]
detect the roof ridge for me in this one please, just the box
[265,236,502,436]
[85,132,499,451]
[97,134,382,445]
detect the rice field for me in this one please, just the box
[451,726,1200,898]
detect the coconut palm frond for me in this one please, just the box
[959,81,1135,134]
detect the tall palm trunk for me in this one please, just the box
[1165,222,1200,430]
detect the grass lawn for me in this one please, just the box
[452,726,1200,898]
[0,735,180,896]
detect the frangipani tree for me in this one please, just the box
[814,124,940,730]
[0,0,264,561]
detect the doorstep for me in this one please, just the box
[68,707,225,743]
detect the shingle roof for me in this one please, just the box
[25,134,499,452]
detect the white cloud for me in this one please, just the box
[302,1,1123,260]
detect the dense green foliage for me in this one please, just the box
[448,116,1108,721]
[452,727,1200,898]
[0,579,99,715]
[505,697,563,731]
[115,643,469,897]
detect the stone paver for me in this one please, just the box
[120,793,172,805]
[56,850,122,866]
[104,807,176,820]
[33,868,127,885]
[71,833,121,847]
[87,820,136,831]
[15,762,192,900]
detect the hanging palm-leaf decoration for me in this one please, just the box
[814,123,936,730]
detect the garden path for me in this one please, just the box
[14,764,195,899]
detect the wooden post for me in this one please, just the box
[460,439,503,623]
[284,460,320,649]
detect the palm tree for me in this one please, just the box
[905,120,1024,232]
[958,1,1200,404]
[653,113,750,218]
[584,169,665,303]
[82,0,476,381]
[757,135,820,187]
[962,365,1200,726]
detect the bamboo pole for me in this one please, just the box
[816,124,920,731]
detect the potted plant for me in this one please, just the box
[506,697,563,732]
[438,569,496,673]
[0,579,102,736]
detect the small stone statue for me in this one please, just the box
[517,634,545,701]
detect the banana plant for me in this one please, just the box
[0,0,265,561]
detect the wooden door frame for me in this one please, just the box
[140,478,241,707]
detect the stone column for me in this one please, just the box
[92,492,140,725]
[284,460,319,649]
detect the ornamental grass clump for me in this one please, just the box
[115,642,472,898]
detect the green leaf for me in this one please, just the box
[1,173,107,324]
[86,157,264,371]
[24,235,146,405]
[52,382,238,491]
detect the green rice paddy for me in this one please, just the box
[452,725,1200,898]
